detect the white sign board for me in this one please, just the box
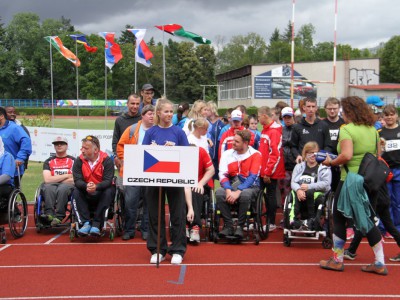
[123,145,199,187]
[26,127,113,161]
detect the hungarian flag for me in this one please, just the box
[44,36,81,67]
[127,29,153,67]
[69,34,98,53]
[155,24,211,45]
[98,32,123,69]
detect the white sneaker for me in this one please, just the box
[171,254,183,265]
[243,224,254,232]
[150,253,165,264]
[269,224,277,232]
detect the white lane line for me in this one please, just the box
[0,244,11,252]
[0,262,399,268]
[44,228,69,244]
[0,293,400,299]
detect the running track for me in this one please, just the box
[0,205,399,300]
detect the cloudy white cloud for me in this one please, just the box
[1,0,398,49]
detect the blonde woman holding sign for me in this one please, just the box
[142,98,194,265]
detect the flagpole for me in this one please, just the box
[75,39,80,129]
[105,62,108,130]
[135,60,137,93]
[162,26,166,97]
[49,39,54,128]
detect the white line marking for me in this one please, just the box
[0,293,399,299]
[0,262,399,268]
[0,244,11,252]
[44,228,69,244]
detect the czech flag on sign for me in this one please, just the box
[143,149,180,173]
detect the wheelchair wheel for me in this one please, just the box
[283,233,291,247]
[8,189,28,238]
[283,193,293,230]
[114,187,124,237]
[255,190,269,240]
[206,188,216,241]
[325,192,335,239]
[33,186,44,232]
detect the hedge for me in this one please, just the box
[17,107,114,116]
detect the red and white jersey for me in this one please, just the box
[219,146,261,190]
[218,126,255,161]
[43,155,75,176]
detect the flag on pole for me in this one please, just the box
[69,34,98,53]
[127,29,153,67]
[155,24,211,45]
[98,32,123,69]
[44,36,81,67]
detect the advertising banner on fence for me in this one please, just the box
[123,145,199,187]
[26,127,113,162]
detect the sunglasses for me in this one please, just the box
[82,135,100,148]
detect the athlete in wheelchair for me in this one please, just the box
[215,131,262,240]
[34,136,75,230]
[283,141,333,248]
[0,136,28,243]
[71,135,115,238]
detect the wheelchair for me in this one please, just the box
[33,183,73,232]
[282,190,334,248]
[69,184,123,241]
[0,185,28,244]
[212,189,268,245]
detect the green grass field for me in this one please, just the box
[52,117,116,130]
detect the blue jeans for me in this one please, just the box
[123,185,148,236]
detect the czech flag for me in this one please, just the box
[143,149,180,173]
[127,29,153,67]
[69,34,98,53]
[98,32,123,69]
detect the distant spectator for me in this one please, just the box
[0,106,32,189]
[112,94,141,170]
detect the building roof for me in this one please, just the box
[350,84,400,91]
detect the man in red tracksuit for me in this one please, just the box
[258,106,285,232]
[72,135,115,237]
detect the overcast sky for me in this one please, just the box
[1,0,398,49]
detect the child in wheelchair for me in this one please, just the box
[289,141,331,231]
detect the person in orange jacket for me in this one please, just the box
[117,104,155,240]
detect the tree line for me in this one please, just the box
[0,13,399,104]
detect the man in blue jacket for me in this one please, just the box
[0,107,32,188]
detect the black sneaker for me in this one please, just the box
[343,249,357,261]
[290,219,302,229]
[218,226,234,238]
[234,226,244,239]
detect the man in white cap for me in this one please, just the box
[41,136,75,226]
[218,109,255,160]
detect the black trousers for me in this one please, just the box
[333,181,382,247]
[261,179,278,225]
[146,186,187,257]
[72,186,115,229]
